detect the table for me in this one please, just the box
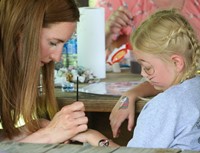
[0,141,198,153]
[56,69,147,113]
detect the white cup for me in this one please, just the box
[112,63,121,73]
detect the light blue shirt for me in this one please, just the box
[127,76,200,151]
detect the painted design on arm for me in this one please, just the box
[119,96,129,109]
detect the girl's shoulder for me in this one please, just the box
[150,76,200,107]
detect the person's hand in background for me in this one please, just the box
[105,6,133,52]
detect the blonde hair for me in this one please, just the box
[131,9,200,82]
[0,0,79,138]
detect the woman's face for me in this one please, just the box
[40,22,76,66]
[133,50,178,91]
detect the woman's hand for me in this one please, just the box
[19,102,88,144]
[44,101,88,143]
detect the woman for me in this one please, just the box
[0,0,88,143]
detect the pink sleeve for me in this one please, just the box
[95,0,156,35]
[182,0,200,40]
[95,0,122,21]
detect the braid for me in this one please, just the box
[155,10,200,81]
[131,9,200,83]
[167,16,200,81]
[180,22,200,81]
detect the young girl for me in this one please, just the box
[96,0,200,139]
[72,9,200,151]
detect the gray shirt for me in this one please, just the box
[127,76,200,151]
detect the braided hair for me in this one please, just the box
[131,9,200,82]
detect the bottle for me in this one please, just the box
[62,43,68,68]
[65,33,77,67]
[55,41,68,69]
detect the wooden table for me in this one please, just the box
[0,141,198,153]
[56,69,147,113]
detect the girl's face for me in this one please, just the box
[133,50,178,91]
[40,22,76,66]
